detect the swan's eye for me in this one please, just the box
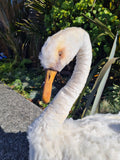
[58,51,63,57]
[58,49,65,59]
[58,48,65,59]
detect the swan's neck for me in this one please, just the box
[42,33,92,125]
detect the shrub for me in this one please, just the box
[44,0,120,61]
[100,84,120,114]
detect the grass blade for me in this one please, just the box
[82,57,117,117]
[90,32,118,115]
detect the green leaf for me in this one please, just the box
[82,58,117,117]
[90,32,119,115]
[82,14,115,39]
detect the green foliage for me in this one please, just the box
[44,0,120,33]
[0,60,44,102]
[0,60,12,83]
[18,0,120,61]
[19,58,32,68]
[90,32,118,115]
[17,0,53,38]
[100,84,120,114]
[12,79,23,91]
[0,0,29,64]
[16,0,48,61]
[44,0,120,60]
[97,0,120,18]
[0,60,11,73]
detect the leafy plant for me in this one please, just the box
[90,32,119,115]
[0,59,45,103]
[0,0,30,65]
[43,0,120,60]
[19,58,32,68]
[16,0,49,62]
[100,84,120,114]
[12,79,23,91]
[17,0,120,63]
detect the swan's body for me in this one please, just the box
[28,27,120,160]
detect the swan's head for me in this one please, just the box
[39,33,73,103]
[39,36,67,72]
[39,27,85,103]
[39,33,80,72]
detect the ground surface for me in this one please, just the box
[0,82,42,160]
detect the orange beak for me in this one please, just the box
[42,69,57,103]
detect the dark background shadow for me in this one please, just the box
[0,127,28,160]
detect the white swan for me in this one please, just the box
[28,27,120,160]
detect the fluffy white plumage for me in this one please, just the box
[28,27,120,160]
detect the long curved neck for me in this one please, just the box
[42,32,92,125]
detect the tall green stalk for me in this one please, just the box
[90,32,119,115]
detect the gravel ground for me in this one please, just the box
[0,82,42,160]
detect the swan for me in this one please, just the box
[28,27,120,160]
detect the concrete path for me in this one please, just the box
[0,82,42,160]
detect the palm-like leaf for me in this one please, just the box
[25,0,45,14]
[0,0,10,31]
[0,0,27,63]
[17,0,50,36]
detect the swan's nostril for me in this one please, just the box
[48,74,51,80]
